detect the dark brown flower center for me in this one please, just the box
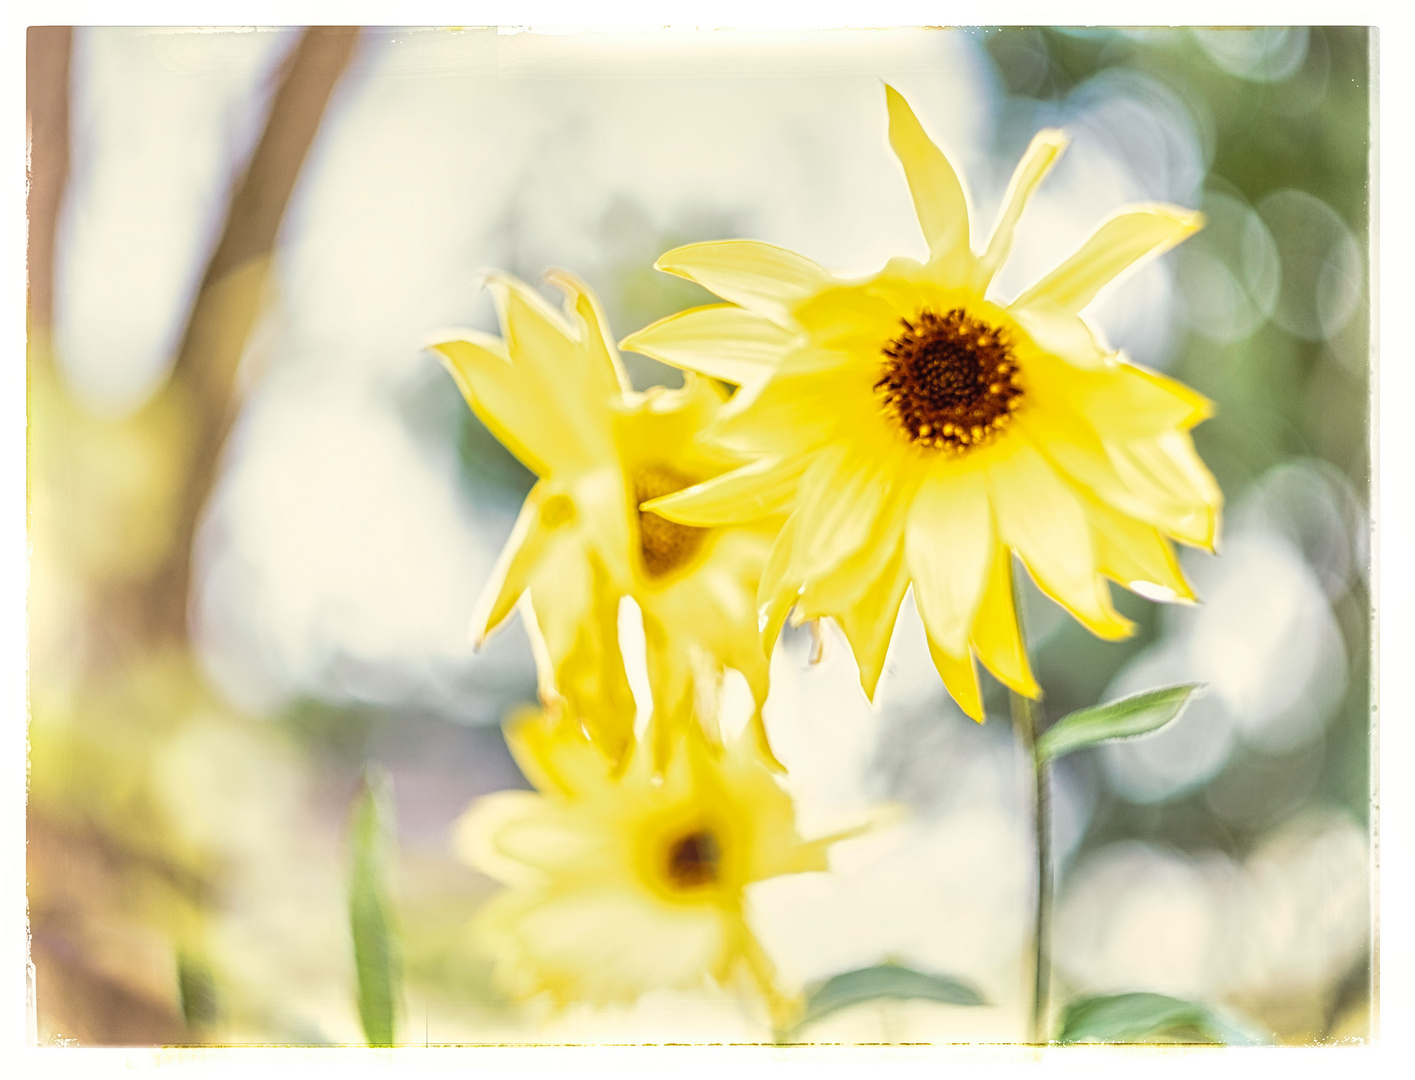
[633,466,709,579]
[875,307,1024,452]
[665,827,721,889]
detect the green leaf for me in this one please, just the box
[1036,684,1204,762]
[349,766,401,1047]
[788,964,986,1039]
[176,948,218,1031]
[1056,992,1269,1045]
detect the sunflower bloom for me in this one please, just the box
[456,706,845,1021]
[429,272,783,764]
[621,85,1221,720]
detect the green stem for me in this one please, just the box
[1010,686,1051,1045]
[1008,572,1051,1045]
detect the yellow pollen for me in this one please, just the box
[875,307,1024,454]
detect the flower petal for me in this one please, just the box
[470,483,559,643]
[789,442,891,583]
[619,304,797,386]
[835,535,911,702]
[454,789,557,886]
[711,359,857,457]
[1023,349,1214,440]
[655,240,833,329]
[970,547,1040,699]
[1007,301,1111,371]
[1013,204,1204,314]
[1105,431,1222,551]
[905,467,993,656]
[925,632,984,723]
[487,273,618,460]
[644,453,809,526]
[1017,406,1211,548]
[756,515,801,655]
[1085,495,1196,602]
[988,439,1133,640]
[429,334,558,476]
[503,706,615,800]
[976,128,1069,290]
[885,84,972,264]
[547,268,632,396]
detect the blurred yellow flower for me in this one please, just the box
[455,707,844,1019]
[622,85,1221,720]
[429,272,781,765]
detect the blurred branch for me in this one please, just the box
[26,27,72,345]
[98,26,360,654]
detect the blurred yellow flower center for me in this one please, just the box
[875,307,1024,452]
[664,826,721,889]
[633,466,709,578]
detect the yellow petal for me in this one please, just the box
[502,705,613,800]
[429,334,557,476]
[454,789,556,885]
[925,632,984,722]
[885,84,972,264]
[620,304,797,386]
[789,442,890,583]
[711,359,856,457]
[905,466,993,656]
[835,536,911,702]
[1013,204,1204,314]
[970,546,1040,699]
[799,467,916,617]
[1017,406,1211,549]
[1007,301,1111,371]
[643,453,809,526]
[470,483,559,643]
[988,439,1133,640]
[1020,348,1214,440]
[1085,496,1196,602]
[487,273,618,460]
[655,240,832,329]
[641,608,697,770]
[756,515,801,655]
[546,268,632,396]
[976,128,1069,289]
[529,552,637,758]
[1106,431,1223,551]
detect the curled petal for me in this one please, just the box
[906,466,994,657]
[655,240,833,329]
[885,84,972,265]
[977,128,1070,291]
[620,304,797,386]
[645,454,809,526]
[1013,204,1204,315]
[988,439,1133,640]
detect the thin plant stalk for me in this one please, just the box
[1008,573,1051,1045]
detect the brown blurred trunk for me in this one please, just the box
[27,27,70,341]
[28,26,360,1046]
[90,25,360,662]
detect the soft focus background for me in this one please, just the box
[26,26,1371,1046]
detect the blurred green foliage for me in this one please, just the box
[980,26,1371,857]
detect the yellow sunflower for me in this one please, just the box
[455,706,845,1022]
[621,85,1221,721]
[428,271,780,765]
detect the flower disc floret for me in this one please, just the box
[877,307,1024,452]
